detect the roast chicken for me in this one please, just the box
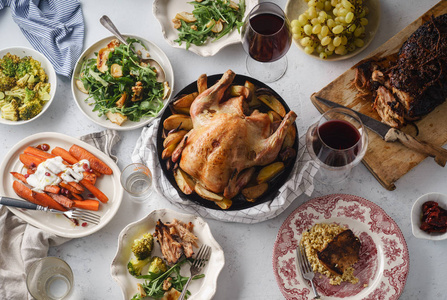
[172,70,297,199]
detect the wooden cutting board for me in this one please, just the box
[311,0,447,191]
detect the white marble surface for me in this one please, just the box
[1,0,446,299]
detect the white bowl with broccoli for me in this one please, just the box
[0,46,57,125]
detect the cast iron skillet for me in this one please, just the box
[156,74,299,211]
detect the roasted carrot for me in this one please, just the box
[48,193,74,209]
[33,191,67,211]
[73,199,100,211]
[82,172,97,185]
[69,145,113,175]
[11,172,61,194]
[19,154,44,168]
[12,180,35,202]
[51,147,78,165]
[70,192,84,201]
[80,179,108,203]
[59,182,82,194]
[24,146,56,160]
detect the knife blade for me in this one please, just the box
[314,95,447,167]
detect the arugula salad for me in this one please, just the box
[172,0,246,49]
[77,38,169,126]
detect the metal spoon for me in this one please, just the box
[99,15,166,82]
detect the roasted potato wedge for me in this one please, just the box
[162,143,177,160]
[258,94,286,117]
[268,110,282,123]
[173,168,195,195]
[163,130,188,148]
[242,183,268,200]
[244,81,261,107]
[197,74,207,94]
[230,85,251,100]
[195,183,224,202]
[215,197,232,209]
[163,114,193,131]
[282,125,297,149]
[173,92,198,109]
[257,161,285,184]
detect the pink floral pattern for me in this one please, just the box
[272,194,409,300]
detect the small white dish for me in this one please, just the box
[111,208,225,300]
[411,192,447,240]
[0,47,57,125]
[152,0,258,57]
[285,0,381,61]
[71,35,174,131]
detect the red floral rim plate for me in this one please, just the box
[272,194,409,299]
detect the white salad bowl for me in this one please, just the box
[411,192,447,240]
[0,46,57,125]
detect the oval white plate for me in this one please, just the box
[285,0,380,61]
[0,132,123,238]
[153,0,258,56]
[71,35,174,131]
[0,47,57,125]
[411,192,447,240]
[273,194,409,300]
[111,208,225,300]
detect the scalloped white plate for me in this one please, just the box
[0,47,57,125]
[153,0,258,56]
[71,35,174,131]
[111,209,225,300]
[285,0,381,61]
[0,132,123,238]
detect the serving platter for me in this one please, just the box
[152,0,258,57]
[156,73,299,211]
[0,47,57,125]
[272,194,409,300]
[0,132,123,238]
[311,1,447,190]
[71,35,174,131]
[110,208,225,300]
[285,0,381,61]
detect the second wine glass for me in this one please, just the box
[241,2,292,82]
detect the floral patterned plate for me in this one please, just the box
[272,194,409,300]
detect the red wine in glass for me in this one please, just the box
[312,119,362,167]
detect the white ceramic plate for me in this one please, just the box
[0,47,57,125]
[71,35,174,131]
[111,208,225,300]
[411,192,447,240]
[153,0,258,56]
[273,194,409,300]
[0,132,123,238]
[285,0,380,61]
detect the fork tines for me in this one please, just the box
[71,209,101,225]
[193,244,211,269]
[297,245,312,274]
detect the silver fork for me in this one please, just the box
[297,245,321,299]
[178,244,211,300]
[0,196,101,225]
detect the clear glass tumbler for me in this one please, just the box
[120,163,153,203]
[26,257,74,300]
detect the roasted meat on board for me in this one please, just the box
[354,14,447,128]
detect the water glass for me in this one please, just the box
[26,257,74,300]
[120,163,153,203]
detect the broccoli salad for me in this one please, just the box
[0,53,51,121]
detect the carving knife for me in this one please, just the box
[314,95,447,167]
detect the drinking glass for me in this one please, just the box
[241,2,292,82]
[306,107,368,184]
[120,163,153,203]
[26,257,74,300]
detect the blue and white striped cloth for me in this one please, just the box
[0,0,85,77]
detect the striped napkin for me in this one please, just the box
[0,0,85,77]
[0,130,119,300]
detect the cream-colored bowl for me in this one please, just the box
[411,192,447,240]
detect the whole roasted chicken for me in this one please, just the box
[172,70,297,199]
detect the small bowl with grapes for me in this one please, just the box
[285,0,381,60]
[411,192,447,241]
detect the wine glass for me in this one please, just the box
[241,2,292,82]
[306,107,369,184]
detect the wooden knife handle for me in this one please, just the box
[385,128,447,167]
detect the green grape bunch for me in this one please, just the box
[291,0,369,59]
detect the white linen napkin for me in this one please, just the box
[0,0,85,77]
[132,120,317,224]
[0,129,120,300]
